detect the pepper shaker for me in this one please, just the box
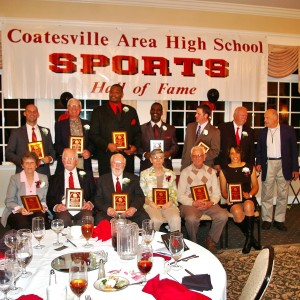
[98,259,105,279]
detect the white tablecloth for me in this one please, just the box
[8,230,226,300]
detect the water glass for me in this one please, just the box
[5,249,22,295]
[0,259,13,300]
[169,232,184,270]
[81,216,94,248]
[69,260,88,300]
[142,219,155,244]
[51,219,64,246]
[32,217,45,249]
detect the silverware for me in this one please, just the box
[170,254,199,265]
[185,269,195,276]
[118,281,144,290]
[85,295,91,300]
[167,272,179,282]
[67,239,77,247]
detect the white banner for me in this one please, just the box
[2,23,268,101]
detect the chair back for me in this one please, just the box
[239,245,274,300]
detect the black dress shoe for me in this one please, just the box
[274,221,287,231]
[262,221,271,230]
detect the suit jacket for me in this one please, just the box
[5,125,56,176]
[94,171,145,215]
[1,173,48,227]
[138,121,179,171]
[54,118,95,173]
[46,168,96,213]
[215,121,255,168]
[181,122,220,170]
[90,103,141,175]
[256,124,299,181]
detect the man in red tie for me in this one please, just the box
[46,148,96,227]
[94,153,148,227]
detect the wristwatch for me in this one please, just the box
[249,193,253,198]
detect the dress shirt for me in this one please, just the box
[150,120,162,128]
[112,174,123,192]
[197,121,208,135]
[233,122,242,141]
[26,124,42,142]
[267,125,281,158]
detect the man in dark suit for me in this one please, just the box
[46,148,96,227]
[138,102,178,172]
[54,98,95,173]
[181,104,220,170]
[90,84,141,175]
[256,109,299,231]
[6,104,56,177]
[215,106,255,170]
[94,153,148,227]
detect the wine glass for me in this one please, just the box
[142,219,155,245]
[4,232,19,250]
[5,250,22,295]
[137,243,153,284]
[51,219,64,246]
[69,260,88,300]
[169,232,184,270]
[17,229,32,242]
[0,259,13,300]
[32,217,45,249]
[16,238,33,278]
[81,216,94,248]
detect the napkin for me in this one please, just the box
[153,252,172,261]
[182,274,213,292]
[143,274,211,300]
[92,219,111,241]
[17,295,43,300]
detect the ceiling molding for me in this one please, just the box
[52,0,300,19]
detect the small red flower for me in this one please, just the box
[131,119,137,126]
[35,180,41,188]
[166,175,171,182]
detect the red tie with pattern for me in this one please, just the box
[116,177,122,193]
[32,127,37,142]
[69,172,74,188]
[116,106,121,120]
[153,124,159,138]
[236,127,241,146]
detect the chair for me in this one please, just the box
[239,245,275,300]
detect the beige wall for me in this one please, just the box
[0,0,300,35]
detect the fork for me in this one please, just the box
[85,296,91,300]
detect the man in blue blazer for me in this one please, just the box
[90,84,141,175]
[54,98,95,173]
[256,109,299,231]
[138,102,178,172]
[6,104,56,177]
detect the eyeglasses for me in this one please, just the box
[192,154,204,158]
[62,157,77,161]
[152,156,164,160]
[112,161,125,166]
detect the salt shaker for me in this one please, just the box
[46,269,67,300]
[98,259,105,279]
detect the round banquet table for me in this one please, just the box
[8,230,226,300]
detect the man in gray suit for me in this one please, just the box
[6,104,56,177]
[181,104,220,171]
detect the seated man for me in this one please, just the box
[178,146,228,253]
[46,148,96,227]
[94,153,148,227]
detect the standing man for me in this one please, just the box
[178,146,228,253]
[181,104,220,171]
[94,153,148,227]
[256,109,299,231]
[138,102,178,172]
[215,106,255,170]
[90,84,141,175]
[6,104,56,176]
[46,148,95,227]
[54,98,95,173]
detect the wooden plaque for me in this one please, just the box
[153,188,169,206]
[69,136,84,154]
[228,183,243,203]
[112,193,128,213]
[190,184,210,201]
[28,141,45,159]
[21,195,43,212]
[66,188,84,210]
[150,140,164,152]
[197,141,210,153]
[112,131,128,149]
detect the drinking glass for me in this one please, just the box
[4,232,19,250]
[17,229,32,242]
[69,260,88,300]
[169,232,184,270]
[16,238,33,278]
[51,219,64,246]
[0,259,13,300]
[137,243,153,284]
[142,219,155,245]
[32,217,45,249]
[5,250,22,295]
[81,216,94,248]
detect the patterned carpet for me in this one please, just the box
[216,244,300,300]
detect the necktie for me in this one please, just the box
[69,172,74,188]
[236,127,241,146]
[153,124,159,138]
[195,125,201,140]
[116,106,121,119]
[116,177,122,193]
[32,127,37,142]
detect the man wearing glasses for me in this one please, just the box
[178,146,228,253]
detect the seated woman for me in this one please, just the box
[219,145,261,254]
[140,149,181,232]
[1,151,49,230]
